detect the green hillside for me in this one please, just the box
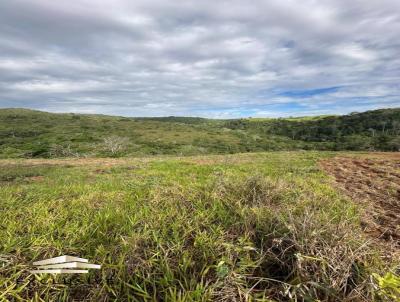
[0,108,399,158]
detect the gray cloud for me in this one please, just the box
[0,0,399,117]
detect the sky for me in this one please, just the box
[0,0,399,118]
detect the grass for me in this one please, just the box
[0,152,397,301]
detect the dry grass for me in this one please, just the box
[321,155,400,254]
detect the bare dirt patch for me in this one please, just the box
[181,153,265,165]
[320,154,400,249]
[0,158,132,167]
[25,175,45,182]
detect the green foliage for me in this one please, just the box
[373,272,400,301]
[0,108,399,158]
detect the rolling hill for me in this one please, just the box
[0,108,399,158]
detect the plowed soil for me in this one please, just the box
[321,154,400,249]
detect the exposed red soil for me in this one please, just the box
[320,154,400,249]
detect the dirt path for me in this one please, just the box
[320,154,400,249]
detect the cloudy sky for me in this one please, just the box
[0,0,399,117]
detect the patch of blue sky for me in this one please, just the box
[278,86,341,98]
[194,102,308,118]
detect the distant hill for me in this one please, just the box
[0,108,399,158]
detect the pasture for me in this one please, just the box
[0,152,399,301]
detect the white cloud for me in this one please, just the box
[11,79,107,93]
[0,0,399,117]
[333,43,377,61]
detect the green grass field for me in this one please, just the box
[1,152,398,301]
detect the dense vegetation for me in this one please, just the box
[1,152,398,301]
[0,108,399,158]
